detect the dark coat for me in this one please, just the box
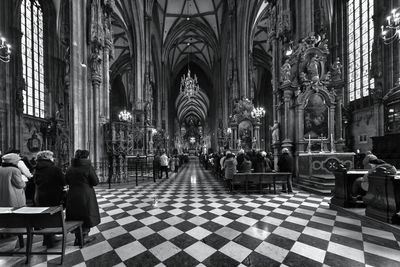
[65,159,100,228]
[278,153,293,173]
[34,159,66,206]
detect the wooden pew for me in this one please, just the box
[232,172,292,194]
[0,206,83,264]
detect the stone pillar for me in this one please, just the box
[282,88,293,146]
[254,123,261,150]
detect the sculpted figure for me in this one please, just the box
[270,121,280,143]
[280,59,291,83]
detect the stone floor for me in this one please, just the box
[1,158,400,266]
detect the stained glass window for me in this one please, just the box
[347,0,374,102]
[21,0,45,118]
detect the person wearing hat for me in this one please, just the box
[0,153,26,207]
[362,151,377,169]
[277,148,293,193]
[33,150,66,247]
[352,158,397,199]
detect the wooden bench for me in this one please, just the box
[232,172,292,194]
[0,206,83,264]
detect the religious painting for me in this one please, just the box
[238,120,252,151]
[304,93,328,138]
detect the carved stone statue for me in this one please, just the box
[270,121,280,144]
[307,54,320,83]
[280,59,291,84]
[331,57,342,81]
[90,45,102,79]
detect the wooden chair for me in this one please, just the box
[0,212,28,257]
[27,206,84,264]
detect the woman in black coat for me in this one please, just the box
[277,148,293,193]
[65,149,100,245]
[33,150,66,247]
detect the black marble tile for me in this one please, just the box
[282,251,321,267]
[219,205,235,211]
[201,221,224,232]
[155,211,174,220]
[253,221,277,233]
[200,212,219,221]
[147,220,170,232]
[178,211,197,220]
[124,250,161,267]
[280,221,305,233]
[329,234,364,251]
[174,221,197,232]
[96,221,119,231]
[170,233,198,249]
[108,232,136,249]
[365,252,400,267]
[323,252,364,267]
[291,211,312,220]
[306,221,333,233]
[227,221,250,232]
[264,233,295,250]
[111,212,130,220]
[85,250,122,267]
[242,251,280,267]
[297,234,329,251]
[222,212,241,220]
[202,251,240,267]
[138,233,167,249]
[164,250,199,267]
[245,212,264,221]
[161,205,176,211]
[201,233,230,250]
[239,205,255,211]
[279,205,296,211]
[199,205,215,212]
[122,221,146,232]
[363,234,400,250]
[135,212,152,220]
[334,221,362,232]
[268,212,288,220]
[314,211,336,220]
[233,233,263,250]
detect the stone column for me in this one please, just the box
[254,122,261,150]
[282,88,293,145]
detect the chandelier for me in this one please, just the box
[118,109,132,122]
[251,107,266,119]
[0,35,11,63]
[180,68,200,100]
[381,8,400,44]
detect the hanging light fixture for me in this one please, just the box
[180,0,199,101]
[0,34,11,63]
[251,107,266,119]
[118,109,132,122]
[381,8,400,44]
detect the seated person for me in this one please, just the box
[362,151,378,169]
[240,155,252,173]
[352,158,397,199]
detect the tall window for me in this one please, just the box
[347,0,374,102]
[21,0,45,118]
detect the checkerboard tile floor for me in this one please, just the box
[2,159,400,266]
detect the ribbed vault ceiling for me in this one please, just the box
[175,89,210,124]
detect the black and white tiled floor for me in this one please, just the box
[2,159,400,266]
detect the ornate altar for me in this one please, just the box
[276,32,353,193]
[228,98,261,151]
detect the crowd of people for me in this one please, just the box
[0,149,100,248]
[201,148,294,193]
[152,149,189,179]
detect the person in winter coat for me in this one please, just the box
[223,153,237,191]
[0,153,26,207]
[277,148,293,193]
[65,149,100,245]
[33,150,66,247]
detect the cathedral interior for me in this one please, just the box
[1,0,400,266]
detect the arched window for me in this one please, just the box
[21,0,45,118]
[347,0,374,103]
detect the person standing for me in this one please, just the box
[33,150,66,247]
[160,150,169,179]
[0,153,26,207]
[277,148,293,193]
[153,152,161,179]
[223,153,237,191]
[65,150,100,245]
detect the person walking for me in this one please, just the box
[33,150,66,247]
[65,150,100,245]
[160,150,169,179]
[0,153,26,207]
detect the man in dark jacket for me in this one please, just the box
[277,148,293,193]
[33,150,66,247]
[65,149,100,245]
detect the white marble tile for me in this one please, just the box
[212,216,233,226]
[188,216,208,226]
[81,241,113,261]
[303,226,331,240]
[361,227,396,240]
[186,226,212,240]
[140,216,161,225]
[158,226,184,240]
[332,226,363,240]
[107,208,124,216]
[149,241,181,261]
[273,208,293,215]
[310,215,335,226]
[273,226,301,241]
[327,242,365,263]
[184,241,216,262]
[316,207,337,216]
[219,241,252,262]
[127,208,144,216]
[294,208,315,216]
[130,226,155,240]
[364,241,400,262]
[215,226,241,240]
[235,216,258,226]
[254,241,289,262]
[99,216,113,225]
[251,208,271,216]
[116,216,137,226]
[260,216,283,226]
[102,226,128,240]
[168,208,185,216]
[189,208,207,216]
[210,208,228,216]
[115,241,147,261]
[291,241,326,263]
[164,216,185,225]
[285,216,309,226]
[147,208,165,216]
[244,227,270,240]
[231,208,250,216]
